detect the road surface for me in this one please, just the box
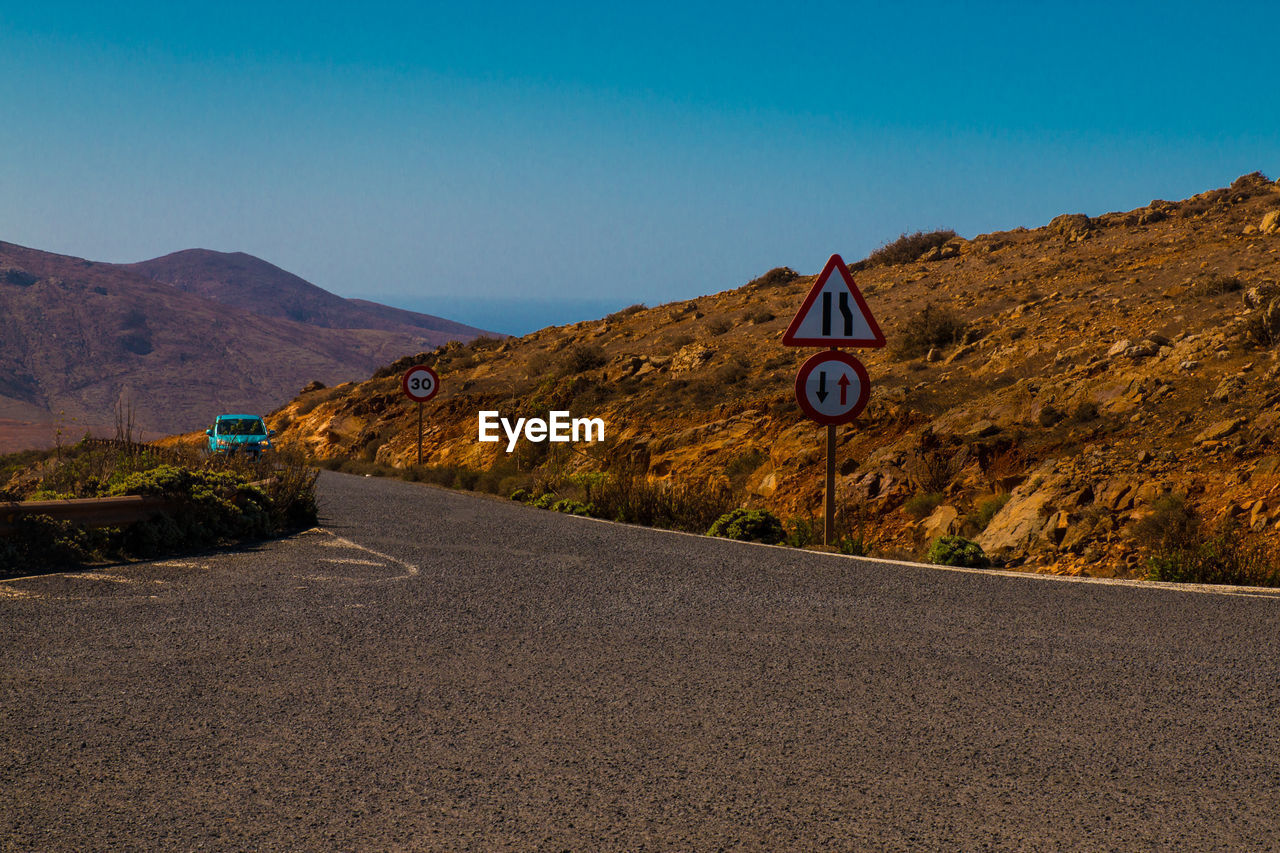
[4,471,1280,850]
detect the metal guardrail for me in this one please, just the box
[0,495,179,535]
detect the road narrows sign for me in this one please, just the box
[782,253,886,348]
[795,350,870,425]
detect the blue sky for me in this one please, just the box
[1,2,1277,334]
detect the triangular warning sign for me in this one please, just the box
[782,253,886,348]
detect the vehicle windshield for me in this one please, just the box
[216,418,266,436]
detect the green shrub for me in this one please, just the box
[707,508,785,544]
[837,535,868,556]
[925,535,988,568]
[904,492,945,520]
[1145,534,1280,587]
[510,487,531,502]
[552,498,591,516]
[785,517,818,547]
[583,467,735,533]
[0,452,318,575]
[963,494,1011,534]
[532,492,558,509]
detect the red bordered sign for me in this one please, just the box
[783,253,885,348]
[401,365,440,403]
[794,350,870,425]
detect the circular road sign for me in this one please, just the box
[401,365,440,403]
[795,350,870,425]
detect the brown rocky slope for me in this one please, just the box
[268,173,1280,577]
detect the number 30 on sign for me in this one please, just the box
[401,366,440,403]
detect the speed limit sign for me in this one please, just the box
[401,365,439,403]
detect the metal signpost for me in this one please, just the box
[401,365,440,465]
[784,254,885,546]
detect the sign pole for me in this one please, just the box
[784,254,885,549]
[401,365,440,468]
[825,423,836,547]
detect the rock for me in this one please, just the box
[851,470,882,501]
[1195,417,1247,444]
[925,347,941,362]
[1262,210,1280,234]
[943,342,976,365]
[1050,213,1095,242]
[1251,455,1280,481]
[301,380,326,393]
[1210,377,1243,403]
[921,504,959,541]
[1107,339,1131,358]
[670,344,714,374]
[1060,519,1095,554]
[1128,340,1159,358]
[976,460,1068,555]
[965,420,1000,439]
[1179,360,1199,371]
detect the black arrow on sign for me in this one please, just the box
[816,371,829,403]
[838,292,854,336]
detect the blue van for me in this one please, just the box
[206,414,275,458]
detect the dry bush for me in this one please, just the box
[893,303,968,358]
[560,344,607,374]
[606,304,647,322]
[747,267,800,289]
[862,230,957,268]
[904,430,967,494]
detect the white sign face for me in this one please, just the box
[783,253,886,348]
[794,350,870,425]
[402,366,439,403]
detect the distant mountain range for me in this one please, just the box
[0,242,492,449]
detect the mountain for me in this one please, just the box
[0,242,493,449]
[264,172,1280,578]
[124,249,483,340]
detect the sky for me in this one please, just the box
[1,2,1277,335]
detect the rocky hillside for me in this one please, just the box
[267,173,1280,577]
[0,242,490,448]
[124,249,485,340]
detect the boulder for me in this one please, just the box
[670,344,714,374]
[921,504,960,541]
[1194,417,1247,444]
[1262,210,1280,234]
[976,460,1069,556]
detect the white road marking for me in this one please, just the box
[302,527,419,580]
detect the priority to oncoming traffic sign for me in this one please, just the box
[794,350,870,425]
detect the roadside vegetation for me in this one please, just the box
[1135,495,1280,586]
[314,452,876,556]
[0,438,317,576]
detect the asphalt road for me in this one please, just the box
[4,471,1280,851]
